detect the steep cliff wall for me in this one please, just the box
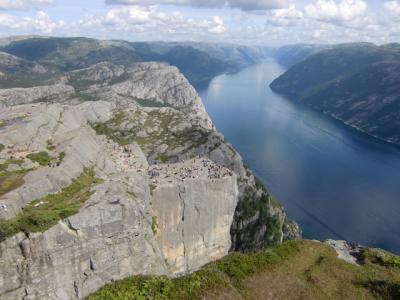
[0,101,239,299]
[152,175,238,275]
[0,61,300,299]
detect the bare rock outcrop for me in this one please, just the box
[0,61,300,299]
[0,84,75,108]
[0,101,239,299]
[0,52,47,74]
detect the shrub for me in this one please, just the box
[362,248,400,268]
[27,151,52,166]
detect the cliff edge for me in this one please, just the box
[0,58,300,299]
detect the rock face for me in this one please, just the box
[110,62,213,128]
[0,176,167,300]
[0,101,239,299]
[0,102,115,220]
[325,240,364,265]
[0,49,300,299]
[152,175,238,275]
[0,84,75,108]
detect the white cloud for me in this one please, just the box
[304,0,367,22]
[73,6,228,41]
[208,16,226,33]
[105,0,288,11]
[104,6,152,25]
[267,4,303,26]
[0,0,399,46]
[384,1,400,19]
[0,0,54,10]
[25,10,61,33]
[0,13,18,27]
[0,11,62,34]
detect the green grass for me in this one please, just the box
[91,111,134,145]
[58,152,66,162]
[26,151,52,166]
[26,151,65,166]
[0,168,102,242]
[87,240,400,300]
[91,109,212,162]
[0,170,27,197]
[0,159,28,197]
[0,158,23,171]
[86,241,300,300]
[0,144,4,152]
[362,248,400,268]
[0,151,66,198]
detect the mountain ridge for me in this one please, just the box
[271,42,400,146]
[0,36,272,89]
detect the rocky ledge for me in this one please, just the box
[0,62,300,299]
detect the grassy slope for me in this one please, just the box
[87,240,400,300]
[0,158,26,197]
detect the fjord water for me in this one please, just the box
[198,59,400,254]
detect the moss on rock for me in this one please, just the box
[0,168,102,242]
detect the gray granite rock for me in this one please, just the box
[0,84,75,107]
[0,61,300,299]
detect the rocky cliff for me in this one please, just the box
[0,48,300,299]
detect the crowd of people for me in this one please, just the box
[107,140,234,185]
[147,157,234,184]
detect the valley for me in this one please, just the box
[1,36,400,300]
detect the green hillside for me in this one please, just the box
[271,43,400,145]
[87,240,400,300]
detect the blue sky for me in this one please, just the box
[0,0,399,45]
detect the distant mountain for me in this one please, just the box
[270,43,400,145]
[132,44,230,88]
[131,41,273,87]
[273,44,328,68]
[0,37,271,88]
[1,37,140,72]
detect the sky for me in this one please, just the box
[0,0,399,46]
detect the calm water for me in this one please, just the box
[198,59,400,254]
